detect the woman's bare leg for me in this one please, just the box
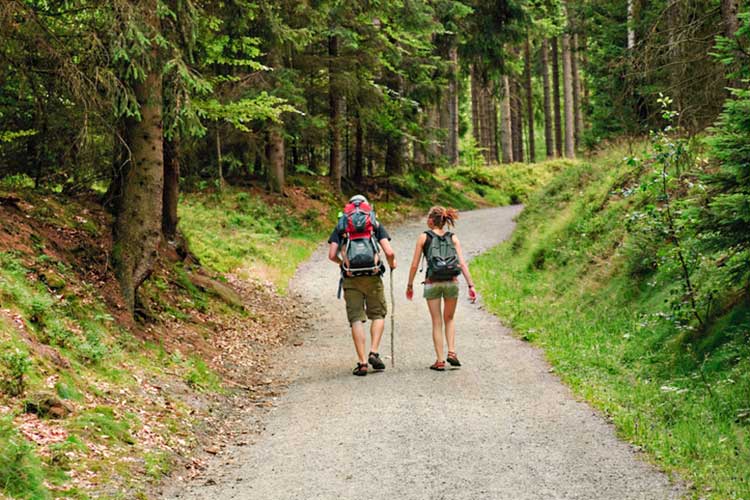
[443,298,458,354]
[426,298,444,361]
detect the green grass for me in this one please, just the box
[179,188,327,291]
[472,145,750,499]
[0,416,49,500]
[440,160,572,207]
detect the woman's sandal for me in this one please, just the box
[429,360,446,371]
[446,351,461,367]
[352,362,368,376]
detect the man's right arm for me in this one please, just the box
[328,242,341,265]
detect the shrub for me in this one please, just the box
[0,345,31,396]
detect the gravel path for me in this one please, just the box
[165,206,683,500]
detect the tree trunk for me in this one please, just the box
[489,95,499,163]
[113,4,163,312]
[511,78,524,163]
[328,35,343,193]
[551,37,563,157]
[426,104,440,168]
[627,0,636,50]
[480,80,493,164]
[721,0,740,38]
[439,89,451,160]
[580,35,590,126]
[562,32,576,158]
[266,126,285,192]
[524,36,536,163]
[354,113,364,182]
[721,0,741,89]
[500,75,513,163]
[470,65,481,149]
[162,133,179,241]
[571,33,584,147]
[448,45,460,165]
[541,39,554,159]
[385,137,403,175]
[216,127,224,189]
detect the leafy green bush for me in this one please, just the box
[0,345,31,396]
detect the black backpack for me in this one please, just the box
[424,230,461,280]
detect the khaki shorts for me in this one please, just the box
[423,281,459,300]
[343,276,387,324]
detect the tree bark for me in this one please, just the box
[721,0,740,38]
[216,127,223,189]
[551,37,563,157]
[354,112,364,182]
[470,65,481,150]
[500,75,513,163]
[448,45,460,166]
[439,89,450,159]
[627,0,636,50]
[721,0,741,89]
[266,126,285,193]
[511,78,524,163]
[524,36,536,163]
[562,32,576,158]
[489,95,499,164]
[571,33,584,147]
[480,80,493,164]
[541,39,554,159]
[328,35,343,193]
[426,104,440,168]
[113,2,163,312]
[162,133,179,241]
[385,137,404,175]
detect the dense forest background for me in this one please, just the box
[1,0,746,310]
[1,1,750,497]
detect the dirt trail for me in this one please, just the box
[164,206,683,500]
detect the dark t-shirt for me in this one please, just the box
[328,223,390,246]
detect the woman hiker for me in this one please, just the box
[406,206,477,371]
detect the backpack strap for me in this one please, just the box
[420,230,434,273]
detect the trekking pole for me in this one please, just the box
[390,268,395,368]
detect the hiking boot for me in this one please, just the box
[368,352,386,370]
[352,362,368,376]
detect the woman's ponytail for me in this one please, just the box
[428,206,459,229]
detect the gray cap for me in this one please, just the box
[349,194,368,205]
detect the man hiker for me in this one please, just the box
[328,195,397,376]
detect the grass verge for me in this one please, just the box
[472,144,750,499]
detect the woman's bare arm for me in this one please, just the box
[407,233,427,288]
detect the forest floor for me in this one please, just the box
[160,206,684,500]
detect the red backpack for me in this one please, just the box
[337,198,382,276]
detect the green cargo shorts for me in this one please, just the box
[343,275,387,324]
[423,281,460,300]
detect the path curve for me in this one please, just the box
[166,206,683,500]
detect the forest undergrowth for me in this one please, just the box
[473,138,750,499]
